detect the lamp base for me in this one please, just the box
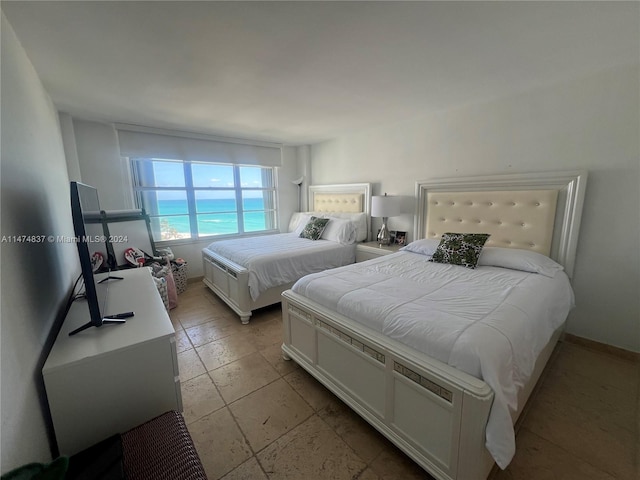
[377,218,391,246]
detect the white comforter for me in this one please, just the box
[291,251,574,468]
[204,233,355,300]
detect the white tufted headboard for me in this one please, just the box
[312,192,364,213]
[307,183,372,240]
[416,171,587,278]
[425,190,558,255]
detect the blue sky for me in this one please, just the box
[152,161,266,200]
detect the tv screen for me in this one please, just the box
[69,182,107,335]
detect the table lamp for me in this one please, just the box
[371,193,402,246]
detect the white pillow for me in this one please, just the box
[292,214,312,235]
[400,238,440,256]
[303,212,368,242]
[333,214,368,242]
[321,218,357,244]
[478,247,564,277]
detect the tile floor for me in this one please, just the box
[172,282,639,480]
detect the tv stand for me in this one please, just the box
[67,313,133,337]
[97,274,124,283]
[43,268,182,455]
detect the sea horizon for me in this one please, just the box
[150,198,268,239]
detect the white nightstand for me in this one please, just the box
[356,241,402,262]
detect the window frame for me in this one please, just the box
[130,158,279,243]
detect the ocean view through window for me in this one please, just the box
[131,158,277,241]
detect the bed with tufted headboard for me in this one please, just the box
[202,183,370,323]
[281,171,587,480]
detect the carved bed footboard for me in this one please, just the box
[202,248,293,324]
[281,291,497,480]
[202,248,252,323]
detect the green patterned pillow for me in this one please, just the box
[429,233,490,269]
[299,216,330,240]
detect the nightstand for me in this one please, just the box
[356,241,402,262]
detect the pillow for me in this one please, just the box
[299,216,330,240]
[429,232,490,269]
[314,212,368,242]
[478,247,564,277]
[400,238,440,256]
[326,212,368,242]
[292,213,312,235]
[321,218,357,244]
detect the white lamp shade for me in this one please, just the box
[371,195,402,218]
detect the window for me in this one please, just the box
[131,158,277,241]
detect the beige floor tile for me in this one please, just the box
[179,282,208,297]
[196,332,258,371]
[175,302,224,329]
[177,290,210,306]
[174,328,193,353]
[219,457,268,480]
[552,342,638,394]
[229,378,313,452]
[181,373,225,425]
[177,347,206,381]
[318,400,388,464]
[210,351,280,404]
[369,446,434,480]
[245,316,285,350]
[522,383,636,478]
[534,364,636,434]
[259,342,300,376]
[185,317,246,347]
[284,368,343,412]
[355,468,382,480]
[188,407,253,480]
[494,428,617,480]
[257,415,368,480]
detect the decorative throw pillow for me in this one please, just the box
[429,232,490,269]
[299,216,330,240]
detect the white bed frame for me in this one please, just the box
[281,171,587,480]
[202,183,371,324]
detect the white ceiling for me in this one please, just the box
[3,1,638,145]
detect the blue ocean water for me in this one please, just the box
[156,198,267,237]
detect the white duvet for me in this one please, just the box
[204,233,355,300]
[291,251,574,469]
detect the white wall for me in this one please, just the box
[311,65,640,353]
[73,120,134,210]
[1,14,79,472]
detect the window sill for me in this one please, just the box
[154,230,281,248]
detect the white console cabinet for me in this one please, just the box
[43,267,182,455]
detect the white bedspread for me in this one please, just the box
[291,251,574,468]
[204,233,355,300]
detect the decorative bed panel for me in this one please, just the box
[281,171,587,480]
[202,183,370,323]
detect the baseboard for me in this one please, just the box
[187,275,204,284]
[563,333,639,362]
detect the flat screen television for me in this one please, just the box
[68,182,132,336]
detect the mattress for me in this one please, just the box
[204,233,356,300]
[291,250,574,468]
